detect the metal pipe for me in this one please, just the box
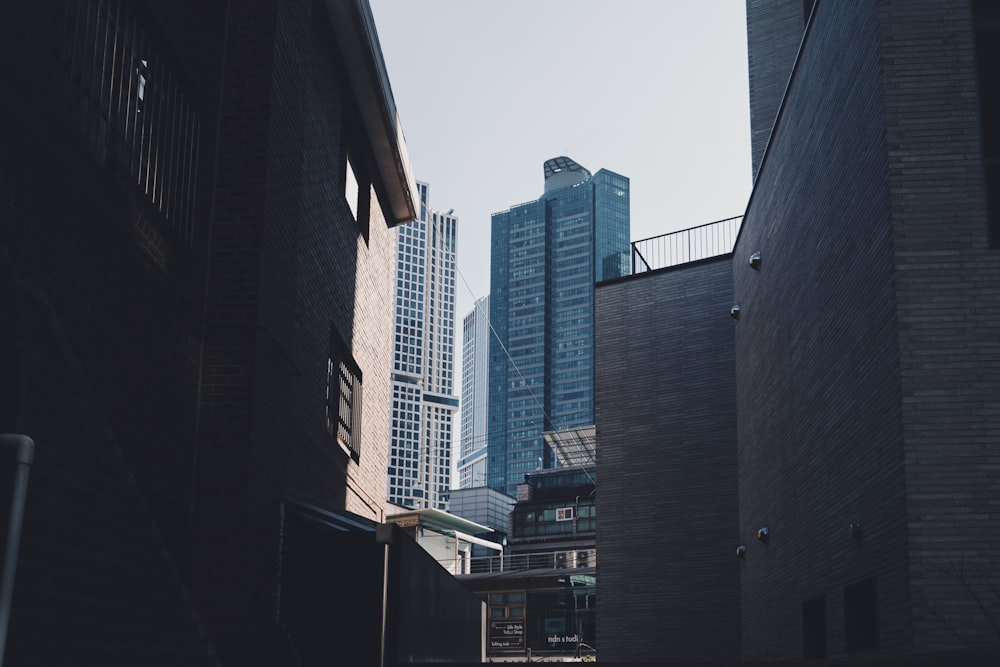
[0,434,34,667]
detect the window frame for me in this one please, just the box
[326,327,363,462]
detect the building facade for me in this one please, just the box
[458,464,598,661]
[387,182,459,510]
[594,0,1000,661]
[0,1,483,664]
[735,0,1000,657]
[448,485,516,546]
[458,295,490,488]
[488,157,630,495]
[595,249,741,662]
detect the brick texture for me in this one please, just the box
[877,0,1000,651]
[735,0,908,657]
[736,0,1000,658]
[190,0,398,661]
[596,257,740,661]
[746,0,807,180]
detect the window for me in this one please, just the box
[343,154,371,243]
[555,507,575,521]
[488,591,524,619]
[326,327,363,461]
[844,577,878,652]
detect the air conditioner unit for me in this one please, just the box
[556,507,574,522]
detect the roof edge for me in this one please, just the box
[324,0,418,226]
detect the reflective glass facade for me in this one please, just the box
[487,159,629,495]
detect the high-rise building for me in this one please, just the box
[487,157,630,495]
[387,182,459,510]
[457,295,490,489]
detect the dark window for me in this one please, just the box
[326,327,362,461]
[973,0,1000,247]
[802,595,827,659]
[344,153,371,243]
[488,591,525,619]
[844,577,878,652]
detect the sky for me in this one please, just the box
[369,0,754,325]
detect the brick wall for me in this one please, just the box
[595,257,740,661]
[734,0,910,658]
[746,0,807,180]
[191,0,397,660]
[188,0,277,657]
[0,0,225,661]
[877,0,1000,651]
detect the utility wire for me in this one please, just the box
[455,262,555,435]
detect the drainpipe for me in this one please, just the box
[376,523,394,667]
[0,434,33,667]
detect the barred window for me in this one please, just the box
[326,329,362,461]
[54,0,201,245]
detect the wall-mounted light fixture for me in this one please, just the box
[736,544,747,558]
[730,304,741,320]
[757,526,769,543]
[749,251,761,270]
[850,522,864,540]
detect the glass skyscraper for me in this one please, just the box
[387,182,459,509]
[457,295,490,489]
[487,157,630,495]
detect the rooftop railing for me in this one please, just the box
[631,216,742,274]
[456,548,596,575]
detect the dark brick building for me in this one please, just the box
[736,0,1000,658]
[0,0,482,664]
[595,254,741,661]
[595,0,1000,661]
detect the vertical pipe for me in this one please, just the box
[0,434,34,667]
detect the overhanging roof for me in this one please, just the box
[386,507,494,537]
[323,0,418,226]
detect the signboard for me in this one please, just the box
[547,633,580,649]
[489,621,524,651]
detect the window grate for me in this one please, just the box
[53,0,201,246]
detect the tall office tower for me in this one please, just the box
[387,182,459,509]
[487,157,630,495]
[457,296,490,488]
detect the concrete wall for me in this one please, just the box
[595,257,740,661]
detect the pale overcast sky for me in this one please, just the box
[369,0,752,371]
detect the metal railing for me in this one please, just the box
[631,216,742,274]
[457,548,596,575]
[52,0,202,245]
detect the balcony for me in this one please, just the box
[457,548,597,575]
